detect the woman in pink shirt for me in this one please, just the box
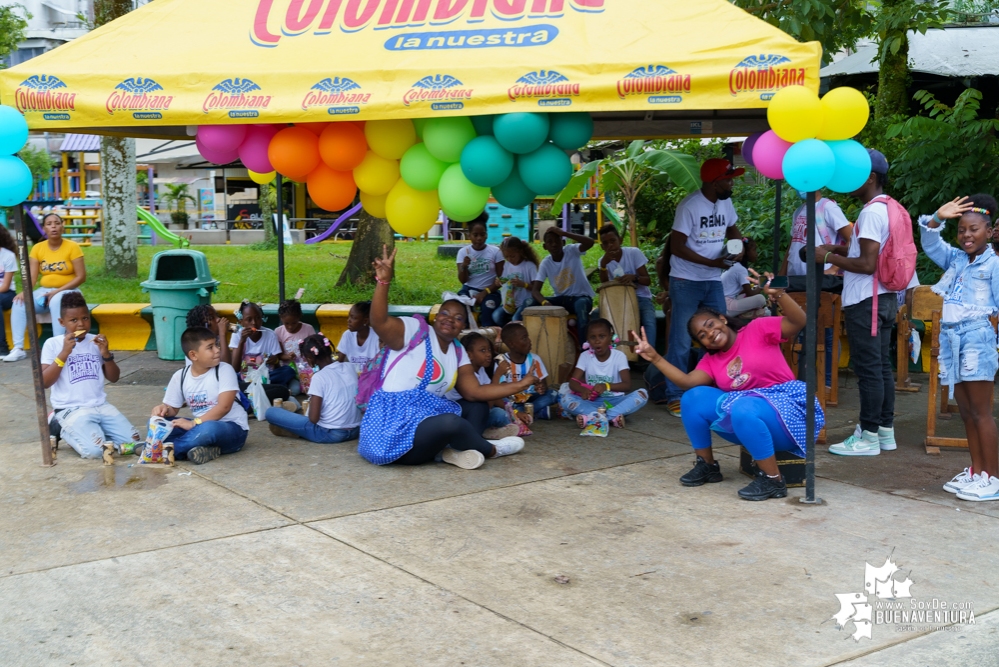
[634,274,823,501]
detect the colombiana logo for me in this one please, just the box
[508,70,579,107]
[106,77,173,119]
[14,75,76,118]
[403,74,473,111]
[728,54,805,99]
[617,65,691,104]
[302,77,371,115]
[203,78,272,118]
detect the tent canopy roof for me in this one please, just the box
[1,0,820,140]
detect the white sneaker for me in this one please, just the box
[956,474,999,502]
[488,436,525,458]
[829,430,880,456]
[2,347,26,362]
[441,448,485,470]
[853,424,896,451]
[943,468,976,494]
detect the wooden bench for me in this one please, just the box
[895,285,939,393]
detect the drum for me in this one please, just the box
[599,282,640,361]
[523,306,569,385]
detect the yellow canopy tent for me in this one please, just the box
[0,0,821,139]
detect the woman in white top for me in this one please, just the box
[358,246,538,470]
[0,225,18,357]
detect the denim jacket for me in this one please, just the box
[918,215,999,317]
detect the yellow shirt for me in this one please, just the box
[30,239,83,288]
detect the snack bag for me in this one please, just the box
[579,410,609,438]
[139,416,170,463]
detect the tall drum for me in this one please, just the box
[598,282,640,361]
[523,305,571,385]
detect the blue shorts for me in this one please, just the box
[939,320,998,390]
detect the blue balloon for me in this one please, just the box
[0,105,28,155]
[0,155,33,207]
[518,143,572,195]
[825,139,873,194]
[492,169,536,209]
[781,139,835,193]
[460,136,514,187]
[493,113,550,155]
[470,115,495,136]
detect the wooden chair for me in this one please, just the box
[895,286,940,393]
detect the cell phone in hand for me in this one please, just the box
[768,276,789,289]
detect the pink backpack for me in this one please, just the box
[861,194,917,335]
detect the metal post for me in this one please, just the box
[772,180,782,275]
[276,174,286,303]
[12,207,54,467]
[801,191,821,504]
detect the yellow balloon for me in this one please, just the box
[353,151,400,196]
[360,190,387,218]
[385,180,439,237]
[365,119,417,161]
[248,170,275,185]
[767,85,824,143]
[818,87,870,141]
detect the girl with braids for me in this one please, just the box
[264,334,361,443]
[0,225,17,356]
[919,194,999,501]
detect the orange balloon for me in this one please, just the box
[307,163,357,212]
[268,127,320,180]
[319,123,368,172]
[299,122,330,136]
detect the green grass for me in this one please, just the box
[80,241,606,306]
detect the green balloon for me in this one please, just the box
[400,143,448,191]
[471,114,495,136]
[423,117,477,163]
[549,112,594,150]
[439,163,489,222]
[493,112,550,154]
[518,143,572,195]
[413,118,428,140]
[460,136,514,188]
[492,168,536,209]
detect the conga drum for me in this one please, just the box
[599,282,640,361]
[523,305,569,385]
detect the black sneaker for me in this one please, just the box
[680,456,723,487]
[738,470,787,501]
[186,445,221,465]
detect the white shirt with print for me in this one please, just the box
[721,263,750,300]
[501,260,538,309]
[380,317,469,398]
[787,198,850,276]
[163,362,250,431]
[445,366,491,401]
[575,348,630,397]
[536,243,594,298]
[456,244,503,291]
[228,327,282,377]
[604,246,652,299]
[41,334,107,409]
[337,329,381,373]
[0,247,17,292]
[307,362,362,430]
[670,190,738,282]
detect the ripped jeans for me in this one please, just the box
[558,389,648,420]
[55,403,142,459]
[939,319,999,398]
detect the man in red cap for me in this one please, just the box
[661,158,746,417]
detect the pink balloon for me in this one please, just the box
[752,130,793,180]
[238,125,276,172]
[198,124,247,153]
[196,134,239,165]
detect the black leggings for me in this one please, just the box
[396,400,492,465]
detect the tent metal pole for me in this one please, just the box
[772,180,782,275]
[276,174,286,304]
[801,191,821,504]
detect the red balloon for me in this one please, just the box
[307,163,358,212]
[268,127,320,180]
[319,123,368,172]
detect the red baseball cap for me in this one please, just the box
[701,158,745,183]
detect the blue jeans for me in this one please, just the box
[489,406,511,427]
[459,284,500,327]
[546,294,593,340]
[492,297,536,325]
[681,385,797,461]
[268,364,296,388]
[665,278,726,402]
[637,296,657,351]
[56,403,142,459]
[265,407,360,443]
[559,389,648,419]
[165,420,248,458]
[0,289,15,348]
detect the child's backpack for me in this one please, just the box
[860,195,917,335]
[181,365,253,413]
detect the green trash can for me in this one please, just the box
[140,250,220,360]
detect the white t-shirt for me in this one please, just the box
[445,366,491,401]
[380,317,469,398]
[163,362,250,431]
[721,263,749,299]
[575,348,630,397]
[501,260,538,309]
[0,247,17,292]
[842,201,890,308]
[337,329,381,373]
[229,327,282,375]
[787,198,851,276]
[42,334,107,410]
[536,243,594,298]
[604,247,652,299]
[670,190,738,282]
[456,244,503,290]
[307,362,362,430]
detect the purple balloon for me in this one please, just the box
[742,131,764,168]
[196,134,239,165]
[238,125,276,172]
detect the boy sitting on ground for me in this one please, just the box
[41,292,142,459]
[152,327,250,464]
[497,322,559,420]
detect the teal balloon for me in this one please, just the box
[460,136,514,188]
[781,139,836,193]
[0,155,33,206]
[548,112,594,150]
[825,139,873,194]
[518,143,572,195]
[400,143,448,191]
[0,106,28,155]
[493,112,550,155]
[413,118,428,140]
[439,163,489,222]
[471,115,495,136]
[423,117,477,163]
[492,169,536,209]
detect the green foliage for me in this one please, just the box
[535,201,560,220]
[873,0,950,59]
[731,0,872,63]
[17,145,54,183]
[161,183,196,214]
[732,178,803,275]
[0,5,29,68]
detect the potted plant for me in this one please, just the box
[161,183,197,230]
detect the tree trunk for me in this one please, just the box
[260,184,274,246]
[100,136,137,278]
[337,211,395,287]
[875,0,910,120]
